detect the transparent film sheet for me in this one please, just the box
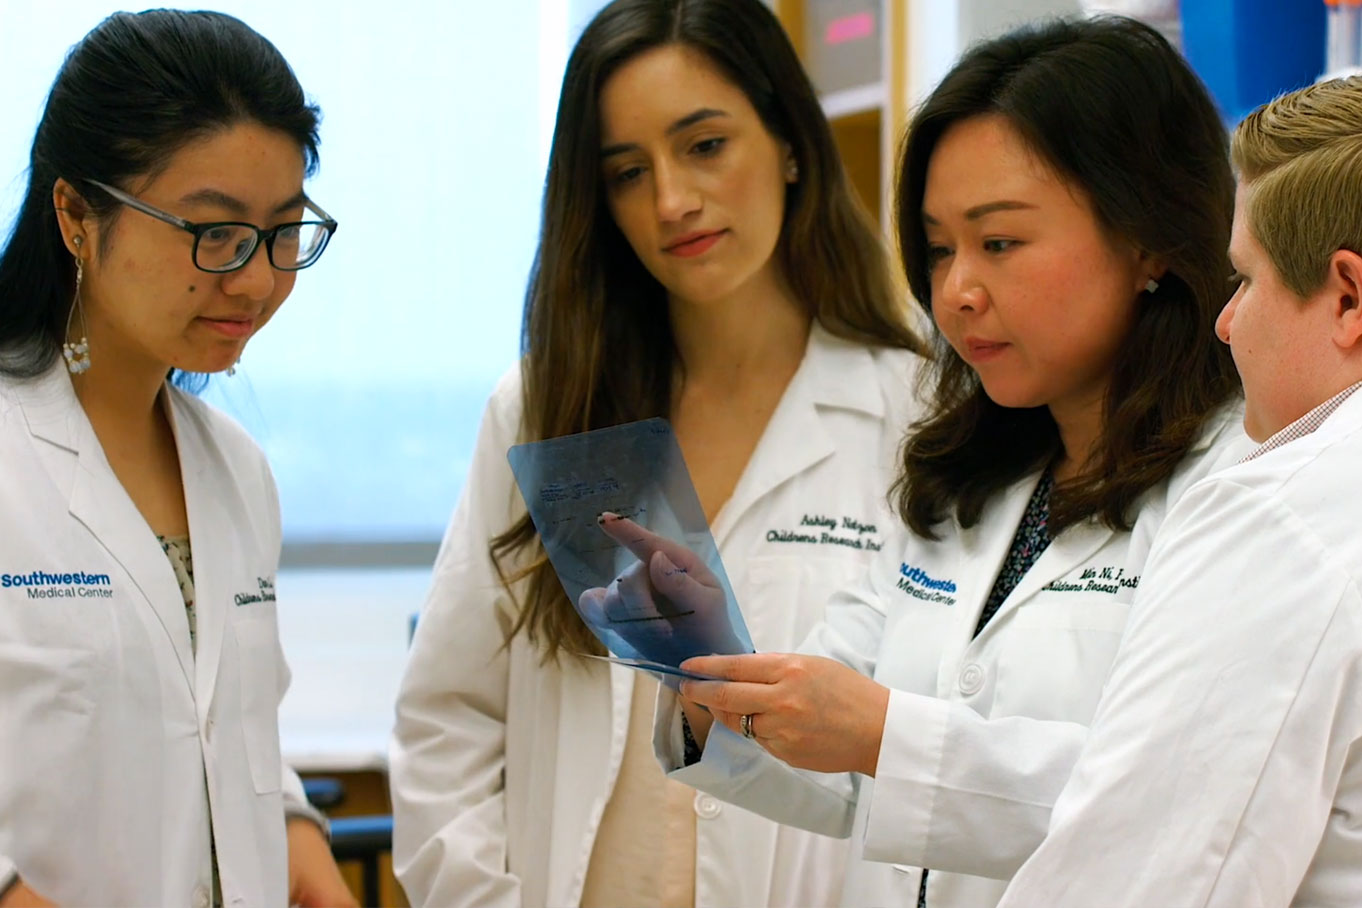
[507,418,753,681]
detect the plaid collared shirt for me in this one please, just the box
[1241,380,1362,462]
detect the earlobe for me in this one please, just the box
[1136,249,1168,296]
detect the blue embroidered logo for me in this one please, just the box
[895,562,958,605]
[2,570,113,599]
[898,563,957,592]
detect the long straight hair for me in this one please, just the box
[496,0,924,661]
[892,16,1240,539]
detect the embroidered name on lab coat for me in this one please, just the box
[1042,565,1139,595]
[1,569,114,599]
[766,513,883,551]
[234,576,278,607]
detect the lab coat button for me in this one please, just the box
[191,885,210,908]
[694,793,722,819]
[958,663,985,695]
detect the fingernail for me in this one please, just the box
[598,511,619,524]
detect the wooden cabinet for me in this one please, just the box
[773,0,907,232]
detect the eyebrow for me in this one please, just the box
[177,188,309,218]
[600,108,730,159]
[922,200,1039,225]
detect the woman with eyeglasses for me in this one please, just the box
[0,11,350,908]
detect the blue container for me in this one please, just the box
[1182,0,1327,125]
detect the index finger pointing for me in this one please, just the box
[597,513,711,577]
[681,652,791,683]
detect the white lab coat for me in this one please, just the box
[997,389,1362,908]
[0,364,309,907]
[656,402,1250,908]
[390,325,923,908]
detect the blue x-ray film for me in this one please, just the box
[507,418,754,680]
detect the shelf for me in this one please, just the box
[820,82,886,119]
[776,0,906,233]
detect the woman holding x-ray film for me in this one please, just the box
[581,16,1259,908]
[389,0,927,905]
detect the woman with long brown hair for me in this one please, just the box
[389,0,925,905]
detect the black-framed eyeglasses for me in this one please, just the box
[89,179,338,274]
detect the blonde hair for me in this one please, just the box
[1232,76,1362,297]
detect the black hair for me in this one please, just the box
[0,9,320,378]
[892,16,1240,537]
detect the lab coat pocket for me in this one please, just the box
[0,641,96,717]
[0,643,99,841]
[993,597,1131,723]
[232,616,283,794]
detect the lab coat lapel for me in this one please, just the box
[13,364,81,456]
[34,372,198,690]
[168,394,230,711]
[712,326,882,548]
[605,661,634,792]
[973,511,1115,647]
[712,371,831,549]
[935,475,1039,680]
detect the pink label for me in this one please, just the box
[825,11,875,46]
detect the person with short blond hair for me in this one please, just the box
[996,76,1362,908]
[1232,76,1362,299]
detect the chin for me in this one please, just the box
[662,267,758,306]
[977,381,1046,411]
[665,276,739,305]
[168,352,239,376]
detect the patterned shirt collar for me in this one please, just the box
[1241,380,1362,462]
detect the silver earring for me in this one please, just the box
[786,160,799,182]
[1144,278,1160,295]
[62,239,91,375]
[226,360,238,377]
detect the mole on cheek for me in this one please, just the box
[187,285,196,293]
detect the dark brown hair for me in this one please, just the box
[893,15,1240,539]
[495,0,925,660]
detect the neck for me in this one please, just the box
[1048,389,1106,483]
[1317,359,1362,410]
[669,267,810,391]
[69,336,172,443]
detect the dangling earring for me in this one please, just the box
[1144,278,1160,295]
[786,159,799,183]
[62,238,91,375]
[226,359,238,377]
